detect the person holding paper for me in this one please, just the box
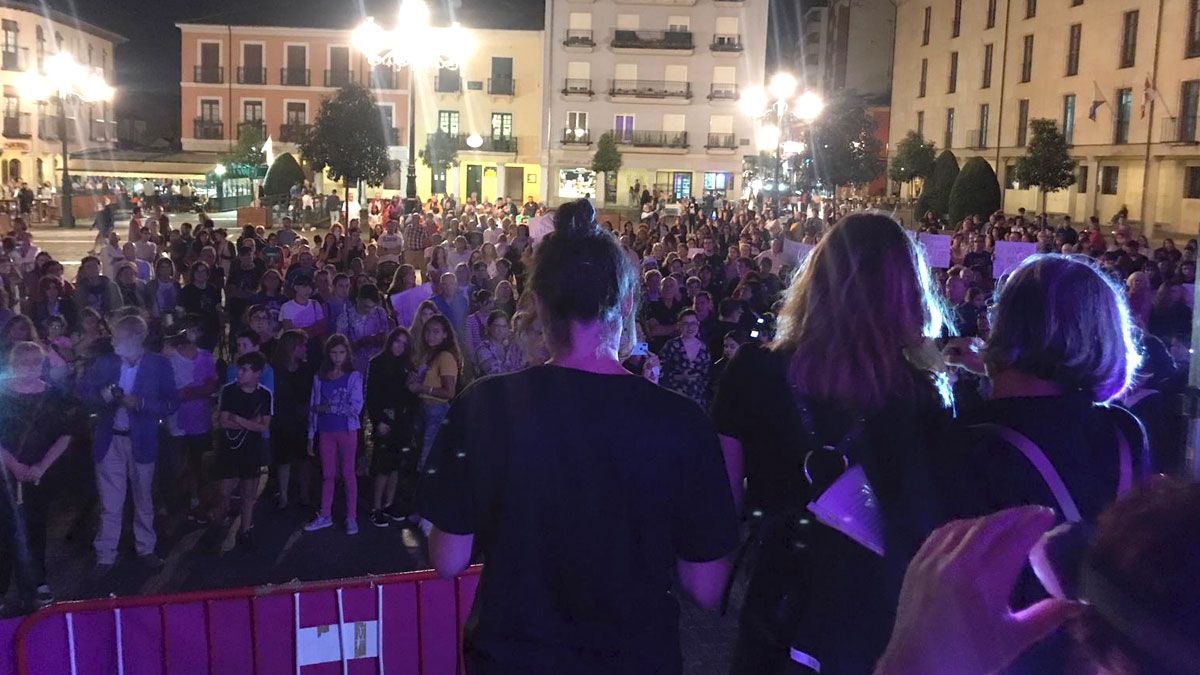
[713,213,953,674]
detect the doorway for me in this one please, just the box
[466,164,482,200]
[504,166,523,201]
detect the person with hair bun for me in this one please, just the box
[418,198,737,674]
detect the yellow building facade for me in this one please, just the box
[891,0,1200,234]
[412,28,544,204]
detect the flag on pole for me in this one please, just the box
[1088,82,1108,121]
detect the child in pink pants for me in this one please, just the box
[304,335,364,534]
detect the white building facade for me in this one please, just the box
[542,0,768,207]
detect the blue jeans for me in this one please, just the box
[418,401,450,469]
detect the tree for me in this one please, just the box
[1014,118,1077,213]
[803,92,885,211]
[299,83,390,222]
[262,152,305,206]
[949,157,1002,225]
[916,150,960,221]
[222,123,266,168]
[590,132,623,204]
[888,131,936,194]
[420,131,461,183]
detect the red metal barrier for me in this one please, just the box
[12,565,482,675]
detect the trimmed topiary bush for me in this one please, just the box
[948,156,1002,225]
[262,152,305,204]
[916,150,959,222]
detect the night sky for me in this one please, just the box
[40,0,794,140]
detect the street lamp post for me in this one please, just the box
[353,2,473,214]
[18,52,114,228]
[742,74,824,216]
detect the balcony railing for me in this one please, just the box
[487,77,515,95]
[563,78,594,95]
[194,65,224,84]
[563,29,595,47]
[38,118,76,141]
[609,79,691,99]
[90,119,116,142]
[279,123,311,143]
[237,120,266,139]
[3,113,31,139]
[614,130,688,148]
[705,132,736,149]
[369,69,398,89]
[611,30,694,50]
[708,83,739,100]
[237,67,266,85]
[1161,115,1199,144]
[1,48,27,72]
[428,133,517,153]
[386,127,402,145]
[434,72,461,93]
[711,34,743,52]
[324,69,355,88]
[193,118,223,140]
[561,128,591,144]
[968,129,987,149]
[281,67,310,86]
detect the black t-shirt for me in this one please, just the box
[218,382,273,453]
[418,365,737,674]
[0,387,86,465]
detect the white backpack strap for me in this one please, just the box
[973,423,1083,523]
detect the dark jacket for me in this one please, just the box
[78,351,179,463]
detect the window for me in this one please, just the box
[437,110,460,135]
[1078,165,1088,193]
[922,6,931,46]
[1189,0,1200,58]
[1017,99,1030,146]
[2,20,17,54]
[1120,11,1138,68]
[704,172,733,191]
[944,107,955,149]
[35,26,43,71]
[1021,35,1034,82]
[567,111,588,132]
[1062,94,1076,145]
[491,112,513,139]
[1100,166,1119,194]
[285,102,306,124]
[199,99,220,122]
[916,111,925,137]
[490,56,514,95]
[978,104,990,147]
[1067,24,1081,76]
[1005,163,1019,188]
[1025,0,1036,19]
[1185,167,1200,199]
[243,100,263,121]
[241,44,264,84]
[986,0,997,29]
[431,170,447,194]
[948,51,958,93]
[919,58,927,97]
[1071,0,1083,5]
[614,114,634,141]
[982,44,993,88]
[1115,88,1132,144]
[1180,80,1199,142]
[377,105,394,136]
[952,0,961,37]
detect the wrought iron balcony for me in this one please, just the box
[562,78,594,95]
[561,128,591,144]
[324,69,356,88]
[563,29,595,47]
[280,67,310,86]
[279,123,311,143]
[237,67,266,85]
[611,30,693,51]
[711,34,743,52]
[427,133,517,153]
[487,77,515,96]
[3,113,31,139]
[369,68,398,90]
[705,132,736,149]
[613,130,688,148]
[194,65,224,84]
[708,83,739,101]
[609,79,691,99]
[1161,116,1199,144]
[193,118,223,140]
[1,48,27,72]
[38,118,76,141]
[434,71,461,93]
[237,120,266,139]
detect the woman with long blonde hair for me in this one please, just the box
[714,212,953,674]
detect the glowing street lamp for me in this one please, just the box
[17,52,114,227]
[354,1,475,213]
[740,72,823,212]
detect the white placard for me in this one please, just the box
[782,238,815,267]
[390,282,433,330]
[992,241,1038,279]
[528,213,554,243]
[917,233,952,268]
[687,247,706,260]
[296,620,379,667]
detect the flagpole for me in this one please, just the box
[1138,0,1165,236]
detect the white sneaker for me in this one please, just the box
[345,519,359,535]
[304,515,333,532]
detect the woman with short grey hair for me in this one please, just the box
[940,253,1148,675]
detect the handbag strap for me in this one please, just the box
[972,423,1083,523]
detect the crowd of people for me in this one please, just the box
[0,187,1196,674]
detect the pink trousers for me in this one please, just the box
[318,430,358,521]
